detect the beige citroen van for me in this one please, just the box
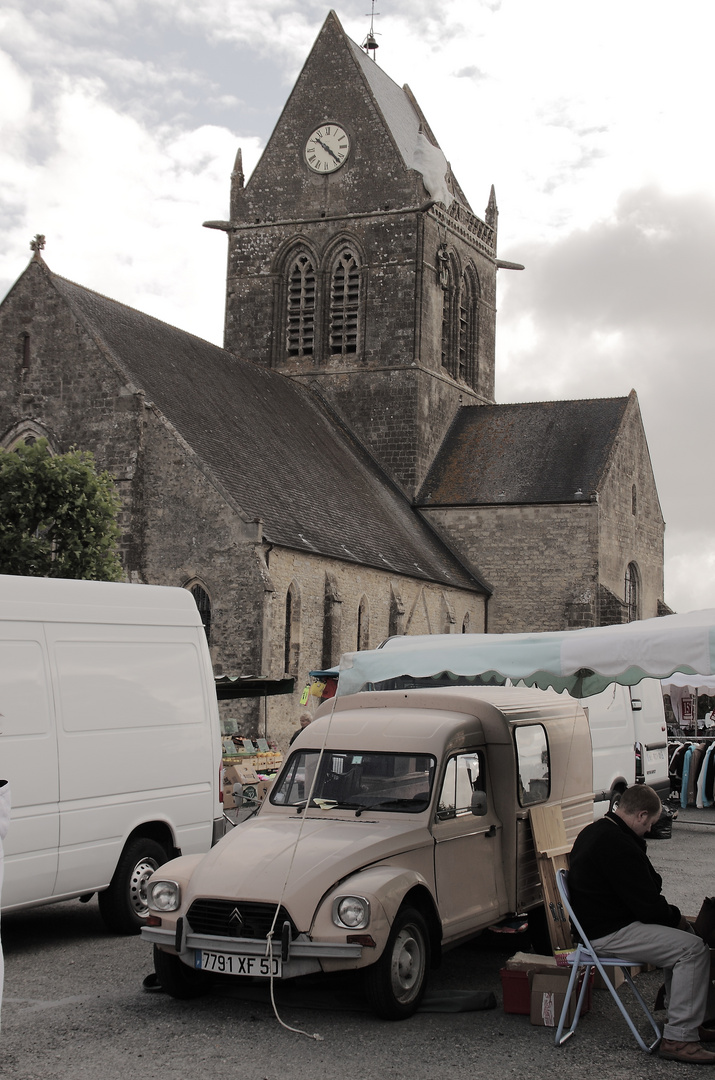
[143,685,592,1017]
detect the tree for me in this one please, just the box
[0,439,123,580]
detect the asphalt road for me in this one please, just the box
[1,809,713,1080]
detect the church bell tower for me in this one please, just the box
[207,10,499,499]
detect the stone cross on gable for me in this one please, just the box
[30,234,46,253]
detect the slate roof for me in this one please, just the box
[417,399,631,507]
[49,270,484,592]
[344,24,472,211]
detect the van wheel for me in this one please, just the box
[153,945,208,1000]
[364,906,430,1020]
[98,838,168,935]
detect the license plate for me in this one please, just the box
[646,748,666,766]
[195,950,281,977]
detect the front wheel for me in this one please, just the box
[153,945,208,999]
[98,837,168,935]
[364,906,430,1019]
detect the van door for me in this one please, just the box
[0,626,59,908]
[432,751,507,940]
[47,623,215,896]
[631,679,669,799]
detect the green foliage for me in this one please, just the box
[0,439,123,581]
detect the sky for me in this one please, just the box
[1,0,714,614]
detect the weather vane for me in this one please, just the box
[362,1,380,60]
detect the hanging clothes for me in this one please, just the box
[681,744,694,808]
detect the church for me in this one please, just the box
[0,12,669,744]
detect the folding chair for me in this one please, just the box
[554,869,662,1052]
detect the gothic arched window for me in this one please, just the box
[458,269,479,386]
[189,583,211,644]
[357,596,370,651]
[330,249,360,355]
[625,563,640,623]
[286,254,316,357]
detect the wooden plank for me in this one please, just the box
[529,806,574,954]
[529,803,568,855]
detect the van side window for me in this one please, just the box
[437,752,484,819]
[515,725,550,806]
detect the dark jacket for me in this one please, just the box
[568,811,681,940]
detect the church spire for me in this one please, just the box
[485,185,498,232]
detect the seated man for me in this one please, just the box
[569,783,713,1064]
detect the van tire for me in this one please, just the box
[98,837,168,935]
[153,945,208,999]
[364,906,430,1020]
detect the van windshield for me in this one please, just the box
[271,750,436,813]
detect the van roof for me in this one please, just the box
[309,686,584,755]
[0,575,203,626]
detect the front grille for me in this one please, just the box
[187,899,297,940]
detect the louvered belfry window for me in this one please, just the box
[287,254,315,356]
[330,250,359,355]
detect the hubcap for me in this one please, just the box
[129,857,160,917]
[390,925,425,1002]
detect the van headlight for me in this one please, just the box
[147,880,181,912]
[332,895,370,929]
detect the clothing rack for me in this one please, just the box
[668,739,715,809]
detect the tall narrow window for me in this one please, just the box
[625,563,640,622]
[190,584,211,644]
[458,271,478,385]
[357,596,370,651]
[458,278,470,381]
[330,250,360,355]
[284,589,293,674]
[441,279,453,375]
[286,254,315,356]
[20,332,30,371]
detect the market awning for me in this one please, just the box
[215,675,295,700]
[336,609,715,699]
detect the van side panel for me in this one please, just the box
[581,684,634,816]
[47,625,216,897]
[631,679,669,798]
[0,628,60,907]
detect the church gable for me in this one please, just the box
[235,11,455,224]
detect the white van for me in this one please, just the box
[582,678,669,816]
[0,575,223,933]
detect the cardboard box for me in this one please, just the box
[592,965,641,991]
[530,970,592,1027]
[501,953,563,1015]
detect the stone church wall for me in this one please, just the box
[596,398,665,620]
[422,502,600,633]
[261,546,487,749]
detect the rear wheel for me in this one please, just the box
[364,906,430,1019]
[153,945,208,999]
[98,837,168,935]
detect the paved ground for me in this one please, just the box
[1,808,714,1080]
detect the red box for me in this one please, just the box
[500,966,592,1017]
[500,969,532,1014]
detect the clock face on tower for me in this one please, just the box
[304,124,350,174]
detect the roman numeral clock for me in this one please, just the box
[304,124,351,173]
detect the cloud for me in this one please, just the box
[496,186,715,612]
[0,70,263,343]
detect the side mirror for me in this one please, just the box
[471,789,488,816]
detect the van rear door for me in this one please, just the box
[0,625,59,907]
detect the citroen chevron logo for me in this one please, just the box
[228,907,244,930]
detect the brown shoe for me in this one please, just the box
[659,1040,715,1064]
